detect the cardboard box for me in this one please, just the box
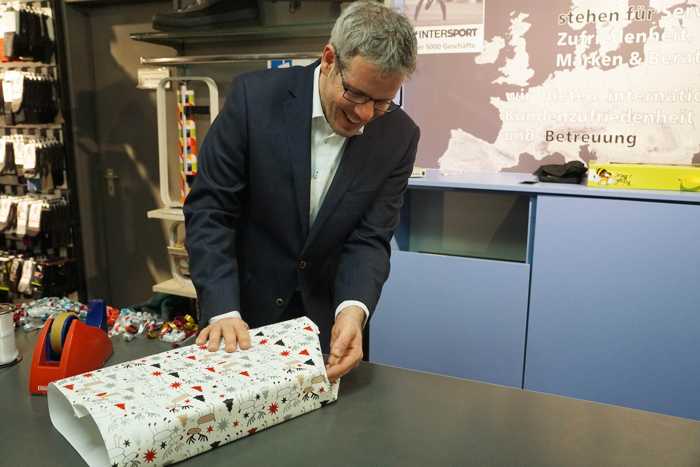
[48,317,338,467]
[587,162,700,192]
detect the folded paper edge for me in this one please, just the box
[48,383,111,467]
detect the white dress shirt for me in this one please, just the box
[210,65,369,326]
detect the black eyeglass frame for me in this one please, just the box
[335,61,402,114]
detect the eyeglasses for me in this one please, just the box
[336,63,402,114]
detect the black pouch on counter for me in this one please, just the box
[534,160,587,184]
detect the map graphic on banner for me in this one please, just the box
[403,0,700,173]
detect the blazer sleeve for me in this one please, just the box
[183,76,250,324]
[332,125,420,316]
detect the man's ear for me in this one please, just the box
[320,44,336,75]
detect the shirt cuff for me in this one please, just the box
[209,310,242,324]
[335,300,369,328]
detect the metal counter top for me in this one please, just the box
[2,330,699,467]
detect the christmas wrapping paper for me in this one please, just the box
[48,317,339,467]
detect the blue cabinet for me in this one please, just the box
[371,251,530,387]
[525,195,700,419]
[370,188,532,388]
[370,172,700,419]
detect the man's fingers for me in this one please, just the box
[326,364,344,382]
[327,332,352,367]
[327,329,363,382]
[326,345,362,381]
[327,358,353,381]
[196,326,210,345]
[196,318,250,352]
[222,324,238,353]
[235,322,251,349]
[207,326,222,352]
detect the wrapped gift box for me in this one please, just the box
[588,162,700,191]
[48,317,339,467]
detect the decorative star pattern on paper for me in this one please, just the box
[51,317,339,467]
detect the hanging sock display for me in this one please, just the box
[0,193,74,299]
[0,253,77,298]
[0,3,55,63]
[0,2,76,303]
[1,70,59,124]
[0,135,66,192]
[0,194,72,252]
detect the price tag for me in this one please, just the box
[15,201,29,236]
[0,10,18,34]
[0,198,11,224]
[137,67,171,90]
[14,141,25,167]
[28,201,42,232]
[23,142,36,171]
[2,70,24,103]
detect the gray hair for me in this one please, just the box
[330,1,417,77]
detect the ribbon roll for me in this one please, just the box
[0,305,19,366]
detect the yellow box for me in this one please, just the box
[587,162,700,192]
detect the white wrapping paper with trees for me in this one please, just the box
[48,317,339,467]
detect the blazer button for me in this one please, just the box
[297,260,307,270]
[275,297,285,307]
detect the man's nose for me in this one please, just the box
[354,101,375,123]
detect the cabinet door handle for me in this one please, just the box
[104,169,119,197]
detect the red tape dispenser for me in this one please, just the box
[29,300,113,395]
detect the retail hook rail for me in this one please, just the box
[140,52,320,66]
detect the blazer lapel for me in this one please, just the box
[304,131,373,250]
[282,65,316,240]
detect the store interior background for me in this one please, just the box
[62,0,340,305]
[5,0,694,421]
[64,0,700,303]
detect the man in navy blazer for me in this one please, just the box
[185,1,419,381]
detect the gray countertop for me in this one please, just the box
[409,169,700,204]
[2,330,700,467]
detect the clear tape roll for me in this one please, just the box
[0,308,19,366]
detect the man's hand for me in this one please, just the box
[326,306,365,382]
[196,317,251,353]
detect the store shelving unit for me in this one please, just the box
[0,0,86,300]
[130,21,334,48]
[152,277,196,298]
[147,207,184,222]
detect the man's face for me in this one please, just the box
[319,45,403,137]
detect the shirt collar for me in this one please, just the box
[312,65,326,121]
